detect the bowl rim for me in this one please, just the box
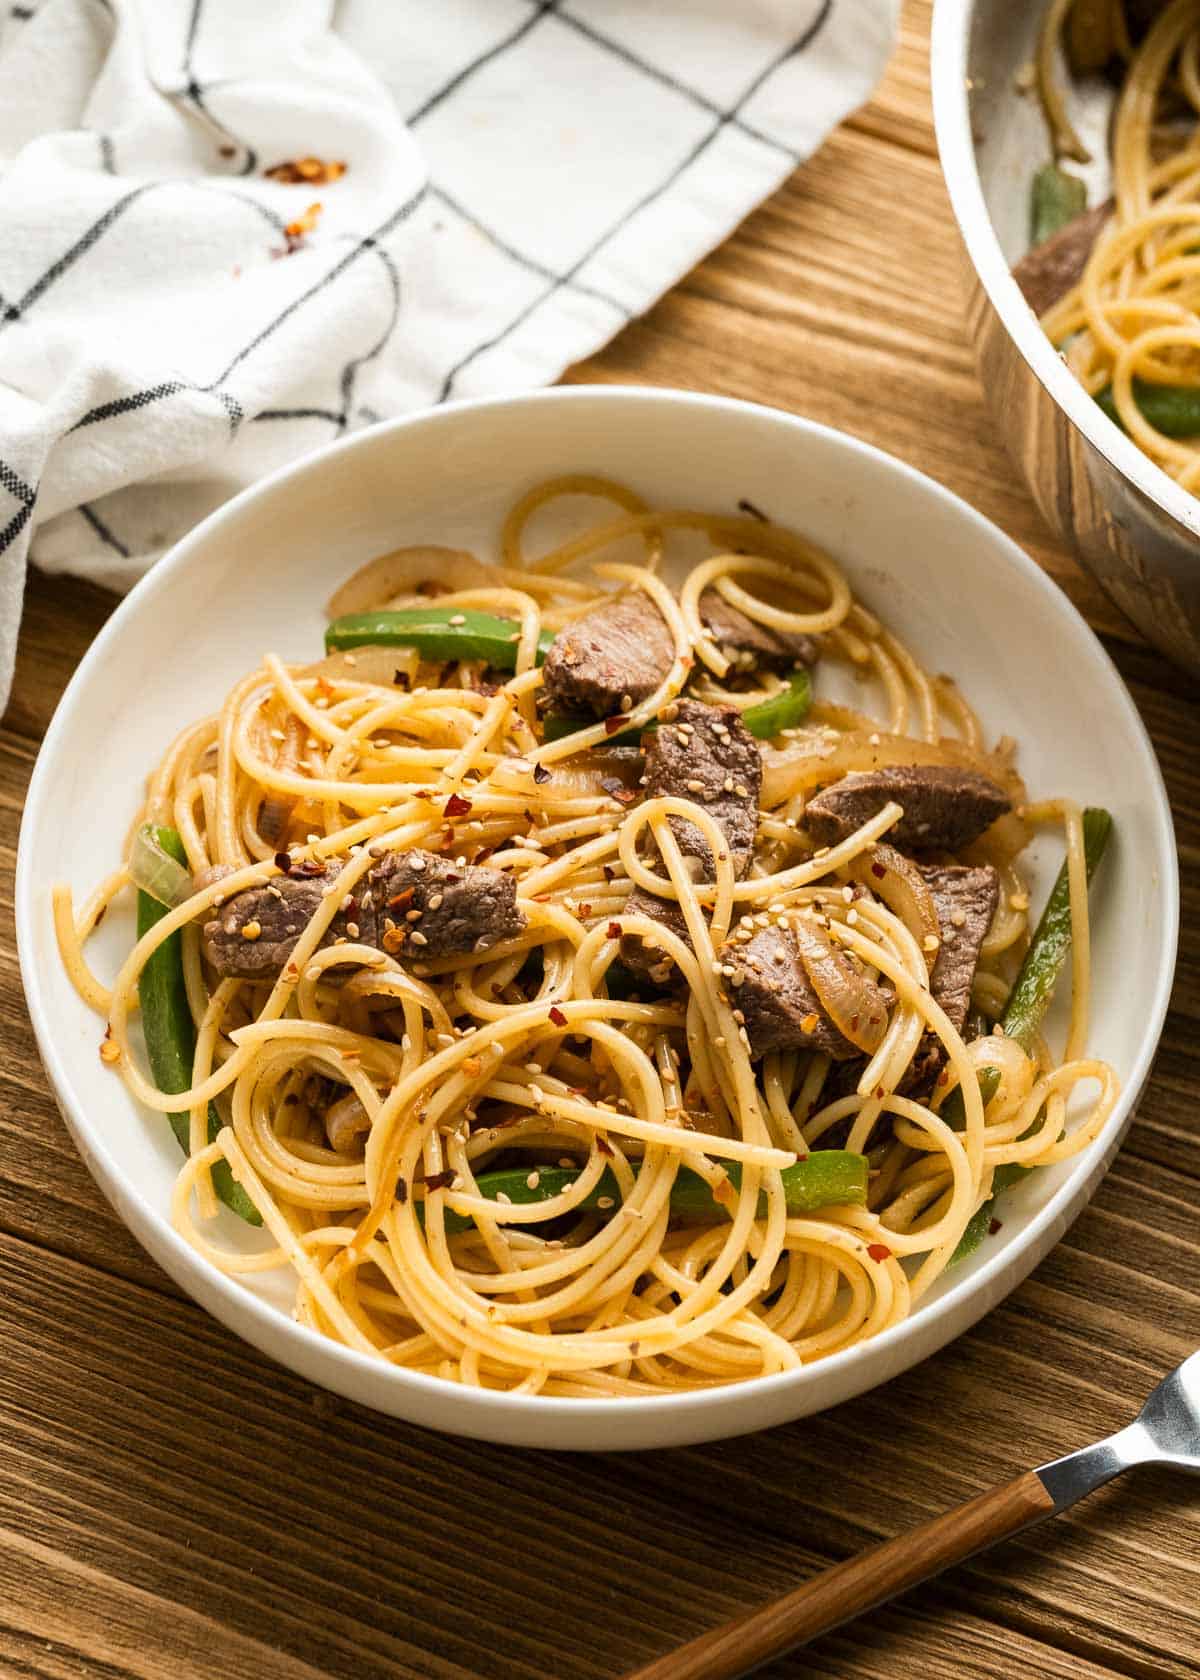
[15,384,1180,1435]
[929,0,1200,542]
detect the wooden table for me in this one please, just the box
[3,5,1198,1676]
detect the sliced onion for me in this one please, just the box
[324,1093,370,1154]
[761,731,1024,811]
[792,916,888,1055]
[130,822,194,907]
[327,546,495,617]
[851,842,939,954]
[303,644,420,688]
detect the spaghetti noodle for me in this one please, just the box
[55,477,1117,1396]
[1035,0,1200,489]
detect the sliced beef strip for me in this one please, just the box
[367,849,525,960]
[541,590,674,717]
[735,923,891,1062]
[903,862,999,1093]
[698,588,819,672]
[620,699,761,979]
[201,848,524,979]
[1011,198,1112,319]
[803,765,1010,853]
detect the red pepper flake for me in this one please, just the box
[265,156,347,185]
[533,763,551,785]
[274,850,292,872]
[600,776,636,806]
[315,674,335,698]
[607,922,623,940]
[282,200,324,251]
[393,669,410,690]
[870,861,886,880]
[94,904,107,927]
[395,1176,408,1204]
[989,1217,1003,1236]
[293,858,327,878]
[602,864,614,882]
[577,903,592,918]
[874,1087,885,1101]
[596,1134,614,1158]
[867,1243,892,1263]
[712,1176,735,1206]
[604,715,626,735]
[387,887,415,911]
[444,793,472,818]
[548,1006,568,1027]
[418,1169,457,1192]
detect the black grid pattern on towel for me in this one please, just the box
[418,0,835,400]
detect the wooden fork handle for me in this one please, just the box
[621,1469,1055,1680]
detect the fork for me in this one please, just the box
[622,1352,1200,1680]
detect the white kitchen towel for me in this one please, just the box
[0,0,897,706]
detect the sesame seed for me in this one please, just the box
[734,784,749,798]
[922,934,940,952]
[597,1196,615,1209]
[346,921,360,938]
[427,892,444,910]
[687,779,704,793]
[496,1190,512,1204]
[409,930,428,946]
[950,909,966,927]
[241,920,262,941]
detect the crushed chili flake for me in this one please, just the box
[387,887,415,910]
[265,156,348,185]
[603,715,626,735]
[273,850,292,872]
[600,776,636,805]
[443,792,472,818]
[737,496,768,522]
[532,762,551,785]
[866,1243,892,1263]
[596,1134,614,1158]
[989,1217,1003,1235]
[280,200,324,252]
[292,858,326,878]
[395,1176,409,1204]
[607,921,623,940]
[393,669,410,690]
[870,861,886,879]
[712,1176,735,1206]
[219,144,237,158]
[548,1006,568,1027]
[420,1169,457,1192]
[577,903,592,918]
[602,864,615,882]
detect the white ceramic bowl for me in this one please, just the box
[16,388,1178,1451]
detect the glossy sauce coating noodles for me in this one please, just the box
[55,477,1118,1396]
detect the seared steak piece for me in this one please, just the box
[541,591,674,717]
[803,765,1010,853]
[735,923,891,1061]
[621,699,761,979]
[921,864,999,1035]
[201,863,354,980]
[367,850,525,959]
[201,849,524,979]
[904,862,999,1092]
[1012,199,1112,318]
[699,588,818,671]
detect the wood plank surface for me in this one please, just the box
[1,4,1197,1678]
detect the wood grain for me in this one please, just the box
[1,5,1198,1678]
